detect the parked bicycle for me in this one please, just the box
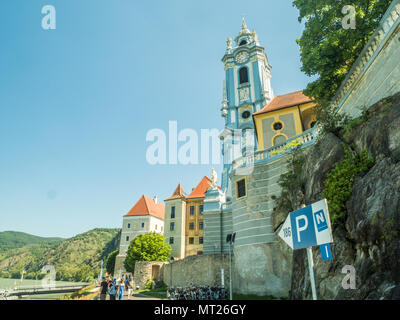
[167,285,227,300]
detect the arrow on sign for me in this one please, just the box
[278,213,294,249]
[278,199,333,250]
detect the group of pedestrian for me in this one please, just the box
[99,275,132,301]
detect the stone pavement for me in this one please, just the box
[95,291,161,300]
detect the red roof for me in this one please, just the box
[124,195,165,220]
[186,176,213,199]
[165,183,185,201]
[254,90,313,116]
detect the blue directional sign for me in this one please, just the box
[290,205,316,249]
[278,199,333,250]
[320,243,332,261]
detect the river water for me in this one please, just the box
[0,278,89,300]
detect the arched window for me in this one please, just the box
[273,135,287,146]
[239,40,247,46]
[239,67,248,84]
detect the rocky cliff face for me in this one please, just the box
[273,92,400,300]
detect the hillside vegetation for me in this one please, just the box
[0,228,121,282]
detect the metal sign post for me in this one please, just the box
[306,247,317,300]
[278,199,333,301]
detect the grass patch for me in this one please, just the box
[58,284,99,300]
[134,287,167,300]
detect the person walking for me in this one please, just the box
[118,279,125,300]
[99,277,108,301]
[108,279,117,300]
[125,277,131,299]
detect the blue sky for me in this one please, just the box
[0,0,312,238]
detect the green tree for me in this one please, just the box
[75,265,95,282]
[293,0,392,106]
[124,233,171,273]
[105,249,119,275]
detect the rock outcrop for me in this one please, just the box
[274,92,400,300]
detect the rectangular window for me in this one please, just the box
[189,237,194,245]
[126,236,129,242]
[170,222,175,231]
[169,237,174,244]
[141,222,145,228]
[189,222,195,230]
[155,224,157,230]
[199,205,204,214]
[231,110,236,123]
[127,223,130,229]
[190,206,195,215]
[236,178,246,199]
[199,222,204,230]
[199,237,203,244]
[171,206,175,219]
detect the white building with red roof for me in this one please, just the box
[114,194,165,275]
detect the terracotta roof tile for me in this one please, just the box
[253,90,313,116]
[165,183,186,201]
[186,176,213,199]
[124,195,165,220]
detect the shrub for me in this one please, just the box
[145,278,154,290]
[322,146,375,227]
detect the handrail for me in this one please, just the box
[331,0,400,115]
[232,127,320,170]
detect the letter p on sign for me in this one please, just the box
[295,215,308,242]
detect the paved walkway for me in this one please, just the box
[127,293,161,300]
[95,292,161,300]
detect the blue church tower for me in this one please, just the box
[203,17,275,255]
[220,16,274,197]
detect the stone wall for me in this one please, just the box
[162,254,231,289]
[332,0,400,118]
[133,261,167,290]
[229,156,293,298]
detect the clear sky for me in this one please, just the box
[0,0,313,238]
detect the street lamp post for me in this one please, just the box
[226,233,236,300]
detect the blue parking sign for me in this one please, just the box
[320,243,332,261]
[278,199,333,250]
[290,205,316,250]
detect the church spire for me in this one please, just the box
[241,14,247,30]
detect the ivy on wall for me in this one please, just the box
[322,145,375,227]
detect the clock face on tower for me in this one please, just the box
[235,51,249,64]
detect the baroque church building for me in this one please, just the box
[200,18,317,297]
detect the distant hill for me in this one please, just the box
[0,228,121,282]
[0,231,64,250]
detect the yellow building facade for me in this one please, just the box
[164,176,212,259]
[253,90,316,150]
